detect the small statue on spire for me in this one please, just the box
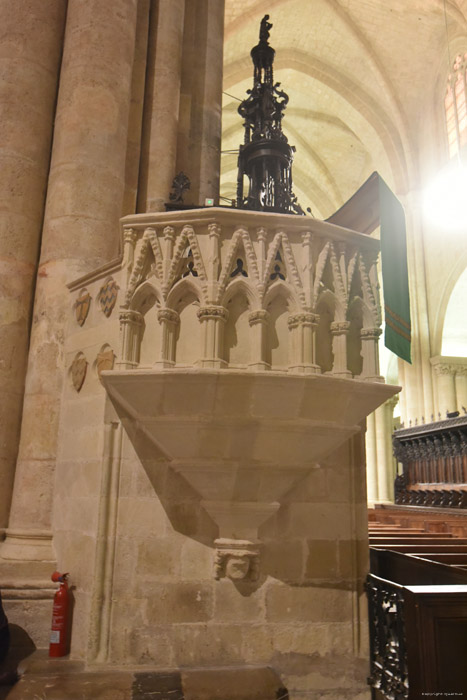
[259,14,272,43]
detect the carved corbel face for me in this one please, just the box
[214,540,260,582]
[225,555,252,581]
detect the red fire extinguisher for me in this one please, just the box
[49,571,70,657]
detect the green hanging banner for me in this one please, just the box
[326,171,412,364]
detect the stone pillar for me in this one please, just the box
[360,327,383,381]
[156,309,180,368]
[197,306,228,368]
[2,0,139,561]
[248,310,270,371]
[455,367,467,411]
[0,1,66,535]
[177,0,225,205]
[330,321,352,377]
[431,358,457,416]
[366,396,399,505]
[366,412,378,505]
[138,0,185,212]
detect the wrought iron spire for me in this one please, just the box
[236,15,304,214]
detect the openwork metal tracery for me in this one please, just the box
[236,15,304,214]
[366,574,409,700]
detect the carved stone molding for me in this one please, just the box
[214,539,260,582]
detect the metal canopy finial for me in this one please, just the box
[236,15,304,214]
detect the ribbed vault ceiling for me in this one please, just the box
[222,0,467,219]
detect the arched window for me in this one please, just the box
[445,52,467,157]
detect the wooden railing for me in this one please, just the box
[392,414,467,508]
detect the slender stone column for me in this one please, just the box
[360,327,383,381]
[248,310,270,371]
[197,306,228,368]
[138,0,185,212]
[330,321,352,377]
[288,313,320,374]
[118,311,144,369]
[366,411,378,505]
[156,309,179,368]
[2,0,139,560]
[0,1,67,535]
[375,401,394,503]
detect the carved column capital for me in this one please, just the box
[432,362,457,376]
[157,308,179,325]
[119,309,144,326]
[249,309,270,326]
[330,321,350,334]
[197,305,228,321]
[360,327,382,340]
[288,312,319,330]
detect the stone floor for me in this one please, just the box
[1,651,288,699]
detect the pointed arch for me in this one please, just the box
[166,226,208,296]
[218,227,260,299]
[166,276,204,311]
[222,276,260,310]
[129,279,163,315]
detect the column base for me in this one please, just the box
[1,529,55,561]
